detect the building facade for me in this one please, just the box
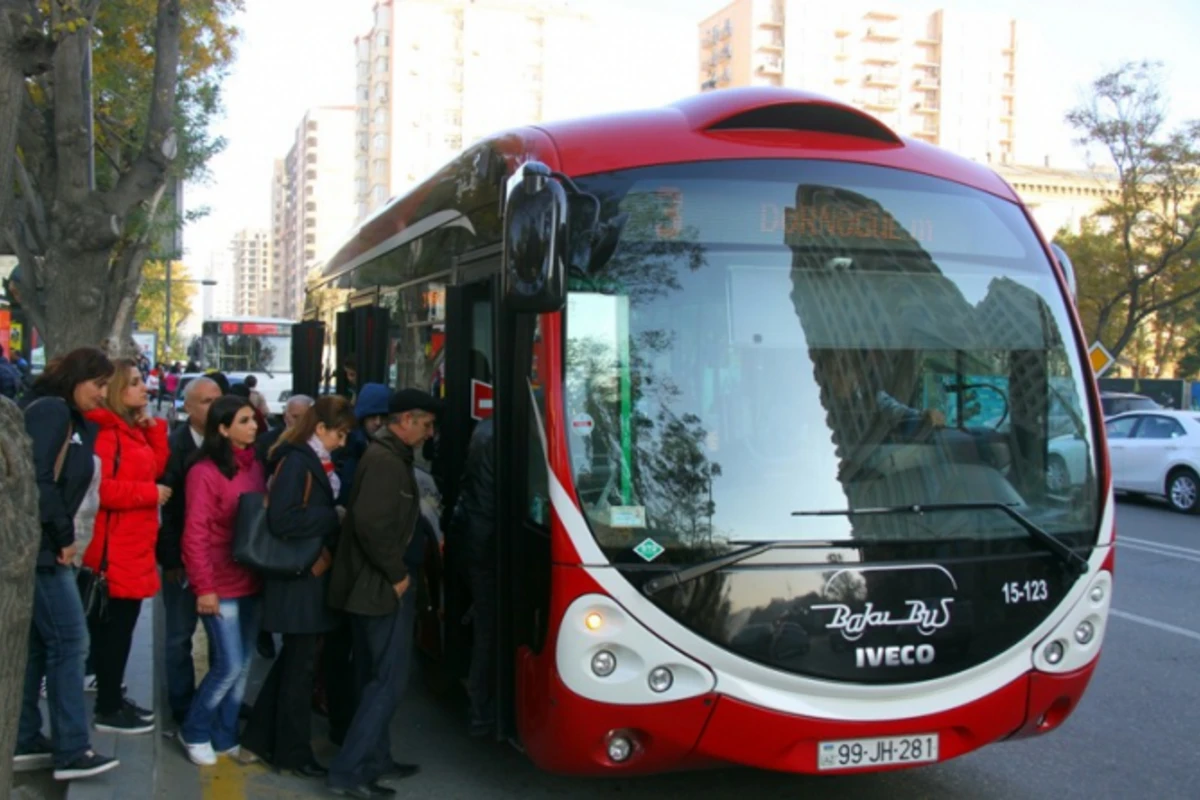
[267,160,288,319]
[353,0,694,221]
[229,229,271,317]
[698,1,1021,165]
[279,107,357,319]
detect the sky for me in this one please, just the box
[182,0,1200,307]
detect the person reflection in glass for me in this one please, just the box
[825,358,945,440]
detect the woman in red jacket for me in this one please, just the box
[84,358,171,735]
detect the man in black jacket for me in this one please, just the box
[327,388,439,798]
[158,376,221,725]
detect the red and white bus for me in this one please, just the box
[303,88,1113,776]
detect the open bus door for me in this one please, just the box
[290,320,325,399]
[440,250,551,744]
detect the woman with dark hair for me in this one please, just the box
[241,396,355,777]
[15,347,120,781]
[179,396,264,766]
[84,359,171,734]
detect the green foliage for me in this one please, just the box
[1057,61,1200,368]
[134,260,195,361]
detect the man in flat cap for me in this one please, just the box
[327,388,441,797]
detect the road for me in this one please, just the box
[18,497,1200,799]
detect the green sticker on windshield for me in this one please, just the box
[633,538,665,563]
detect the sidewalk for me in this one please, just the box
[65,599,158,800]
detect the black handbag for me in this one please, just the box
[77,435,119,623]
[232,459,322,577]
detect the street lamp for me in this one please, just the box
[143,266,217,363]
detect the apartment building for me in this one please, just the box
[698,1,1021,165]
[353,0,694,221]
[267,160,288,319]
[229,229,271,317]
[278,107,357,319]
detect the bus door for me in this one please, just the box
[437,268,498,684]
[441,255,550,742]
[290,320,325,399]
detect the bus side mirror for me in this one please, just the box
[503,161,568,313]
[1050,243,1077,303]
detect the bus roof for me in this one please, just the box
[318,88,1023,284]
[533,87,1019,200]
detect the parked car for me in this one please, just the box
[1105,410,1200,513]
[1100,391,1160,418]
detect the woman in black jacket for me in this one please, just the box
[240,395,355,777]
[16,348,121,781]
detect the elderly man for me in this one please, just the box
[256,394,315,469]
[159,376,222,725]
[327,389,440,797]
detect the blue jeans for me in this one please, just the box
[180,596,260,752]
[18,566,91,767]
[162,574,199,723]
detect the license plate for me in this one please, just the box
[817,734,939,770]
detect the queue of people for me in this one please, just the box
[12,345,484,796]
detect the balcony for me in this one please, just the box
[758,33,784,51]
[914,74,940,90]
[912,130,937,142]
[863,51,900,65]
[863,93,899,111]
[759,57,783,75]
[912,102,939,114]
[865,9,900,20]
[865,25,900,41]
[719,44,732,61]
[865,72,900,87]
[721,19,732,39]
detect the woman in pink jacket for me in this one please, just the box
[179,395,263,766]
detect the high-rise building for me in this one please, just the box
[229,229,271,317]
[202,251,234,321]
[353,0,694,221]
[268,160,288,319]
[279,107,357,319]
[697,1,1021,165]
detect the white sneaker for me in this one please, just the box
[182,740,217,767]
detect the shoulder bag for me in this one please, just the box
[232,457,321,576]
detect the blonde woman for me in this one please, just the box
[83,359,171,734]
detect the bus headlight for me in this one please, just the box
[1074,620,1095,645]
[1089,585,1104,603]
[591,650,617,677]
[1043,640,1065,665]
[584,612,604,631]
[647,667,674,693]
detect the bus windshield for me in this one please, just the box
[564,160,1099,560]
[197,321,292,375]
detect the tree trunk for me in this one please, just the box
[39,246,130,356]
[0,397,41,794]
[0,1,27,233]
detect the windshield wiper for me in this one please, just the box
[793,503,1089,576]
[641,502,1088,597]
[642,539,858,597]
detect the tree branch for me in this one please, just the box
[50,0,97,206]
[104,0,180,218]
[13,156,48,249]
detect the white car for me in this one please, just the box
[1105,410,1200,513]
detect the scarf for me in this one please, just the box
[308,435,341,497]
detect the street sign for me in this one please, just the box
[1089,341,1114,377]
[470,379,494,420]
